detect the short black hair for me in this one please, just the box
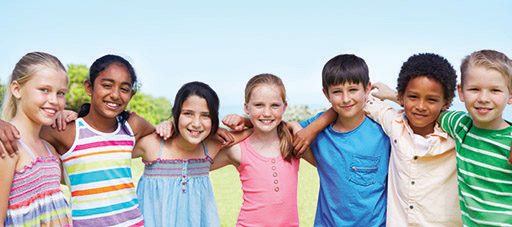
[397,53,457,106]
[171,81,219,139]
[322,54,369,92]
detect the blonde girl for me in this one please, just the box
[214,74,315,226]
[0,52,72,226]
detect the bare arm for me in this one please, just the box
[128,113,156,142]
[0,146,17,225]
[371,82,399,104]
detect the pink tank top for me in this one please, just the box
[236,138,300,227]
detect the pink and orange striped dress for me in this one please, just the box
[5,140,72,227]
[61,118,143,227]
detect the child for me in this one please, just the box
[0,52,72,226]
[340,53,461,225]
[293,54,391,226]
[133,81,248,226]
[440,50,512,225]
[212,74,315,226]
[37,54,155,226]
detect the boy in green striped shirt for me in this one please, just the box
[440,49,512,226]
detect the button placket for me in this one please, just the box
[271,158,279,193]
[181,159,189,193]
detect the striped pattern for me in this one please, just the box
[61,118,143,227]
[441,111,512,226]
[5,156,72,227]
[142,158,211,178]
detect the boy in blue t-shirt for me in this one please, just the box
[292,54,390,226]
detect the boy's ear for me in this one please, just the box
[322,88,329,100]
[507,90,512,105]
[397,93,405,107]
[84,79,93,97]
[10,81,22,99]
[365,82,372,96]
[457,84,465,102]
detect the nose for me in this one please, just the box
[416,99,427,112]
[47,92,58,105]
[342,93,350,103]
[263,107,271,116]
[191,115,201,127]
[477,90,490,103]
[110,87,120,100]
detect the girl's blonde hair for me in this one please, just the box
[2,52,66,121]
[245,73,294,162]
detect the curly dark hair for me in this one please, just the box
[396,53,457,107]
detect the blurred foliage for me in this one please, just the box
[283,105,325,122]
[66,64,172,125]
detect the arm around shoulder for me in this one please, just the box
[127,113,156,141]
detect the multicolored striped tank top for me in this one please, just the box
[61,118,143,227]
[5,140,72,227]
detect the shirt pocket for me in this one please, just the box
[349,154,380,186]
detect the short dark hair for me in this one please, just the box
[171,81,220,139]
[322,54,369,92]
[397,53,457,106]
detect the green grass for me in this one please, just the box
[131,158,319,226]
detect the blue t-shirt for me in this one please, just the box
[299,112,390,227]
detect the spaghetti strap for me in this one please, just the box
[158,138,164,159]
[42,141,53,156]
[16,140,36,160]
[202,141,214,164]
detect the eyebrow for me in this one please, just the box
[100,78,133,86]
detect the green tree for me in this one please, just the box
[66,64,90,112]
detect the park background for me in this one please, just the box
[1,1,511,226]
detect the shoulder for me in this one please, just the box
[40,120,77,150]
[127,113,155,140]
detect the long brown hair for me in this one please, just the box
[245,73,294,162]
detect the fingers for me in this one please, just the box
[0,130,19,158]
[156,121,173,140]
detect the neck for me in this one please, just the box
[10,115,43,142]
[251,127,279,142]
[173,134,202,153]
[333,113,366,133]
[83,111,118,132]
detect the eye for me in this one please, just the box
[428,98,439,103]
[182,112,192,116]
[120,86,132,93]
[468,88,479,91]
[40,88,49,93]
[201,113,210,118]
[407,95,418,99]
[254,103,264,107]
[57,91,66,96]
[271,104,280,108]
[349,88,358,92]
[102,83,112,88]
[491,88,502,93]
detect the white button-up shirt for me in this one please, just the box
[365,98,462,227]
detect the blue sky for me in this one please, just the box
[1,1,511,119]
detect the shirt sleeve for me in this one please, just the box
[364,97,397,135]
[440,111,470,138]
[298,111,324,129]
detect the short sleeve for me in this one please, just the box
[440,111,470,138]
[298,111,324,129]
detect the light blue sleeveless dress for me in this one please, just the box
[136,140,220,227]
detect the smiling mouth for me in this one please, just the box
[187,129,203,136]
[260,119,274,124]
[475,107,492,114]
[105,102,120,108]
[42,108,57,116]
[340,104,354,109]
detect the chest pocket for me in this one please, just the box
[349,154,380,186]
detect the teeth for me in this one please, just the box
[45,109,56,114]
[261,120,272,123]
[189,129,201,136]
[106,102,118,107]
